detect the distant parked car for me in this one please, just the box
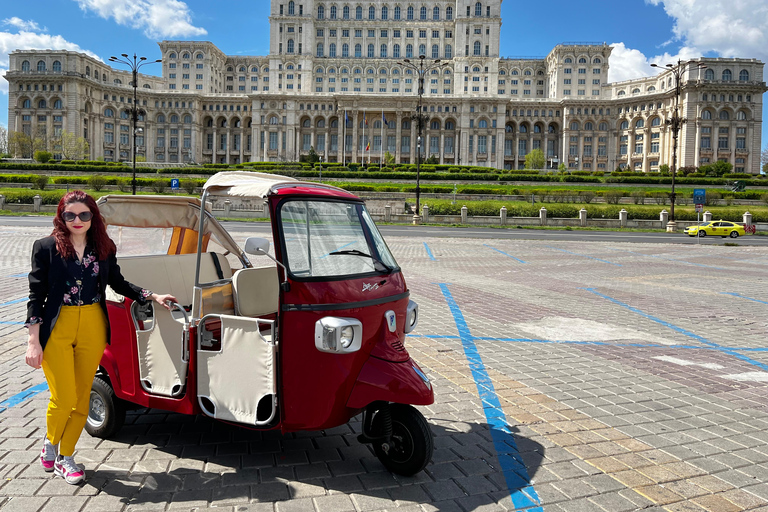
[684,220,745,238]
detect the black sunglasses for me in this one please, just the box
[62,211,93,222]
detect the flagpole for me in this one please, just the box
[380,110,384,170]
[342,109,346,167]
[363,110,366,166]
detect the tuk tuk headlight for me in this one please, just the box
[315,317,363,353]
[404,300,419,334]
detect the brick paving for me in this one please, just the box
[1,224,768,511]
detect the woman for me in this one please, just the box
[25,191,176,485]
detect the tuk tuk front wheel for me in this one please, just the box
[372,404,433,476]
[85,376,126,439]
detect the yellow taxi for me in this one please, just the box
[684,220,746,238]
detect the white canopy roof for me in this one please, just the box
[203,171,346,198]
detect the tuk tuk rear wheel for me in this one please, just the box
[85,376,126,439]
[372,404,433,476]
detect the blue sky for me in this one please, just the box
[1,0,766,153]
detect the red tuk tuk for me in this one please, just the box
[90,172,434,475]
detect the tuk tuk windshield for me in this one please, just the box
[279,199,399,278]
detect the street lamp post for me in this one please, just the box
[109,53,161,195]
[398,55,443,224]
[651,59,706,231]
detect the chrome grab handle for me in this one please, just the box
[168,301,189,324]
[168,301,190,363]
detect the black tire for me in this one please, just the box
[730,231,739,238]
[84,376,126,438]
[372,404,433,476]
[698,230,707,237]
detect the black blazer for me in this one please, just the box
[27,236,148,350]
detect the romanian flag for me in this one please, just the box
[365,142,370,151]
[364,112,368,126]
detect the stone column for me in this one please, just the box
[351,111,359,164]
[440,133,445,165]
[395,112,403,164]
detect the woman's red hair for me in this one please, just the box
[52,191,116,260]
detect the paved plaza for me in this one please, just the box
[2,223,768,511]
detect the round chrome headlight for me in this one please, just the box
[340,326,355,348]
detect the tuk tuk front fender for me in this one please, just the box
[347,357,434,409]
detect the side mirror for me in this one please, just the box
[244,237,270,256]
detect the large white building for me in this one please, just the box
[4,0,767,172]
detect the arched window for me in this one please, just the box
[704,69,714,80]
[287,39,294,53]
[473,66,480,73]
[651,117,661,126]
[393,44,400,59]
[446,121,455,130]
[183,53,190,59]
[37,60,46,72]
[373,120,382,129]
[475,2,482,16]
[302,119,311,127]
[356,6,362,19]
[736,111,747,120]
[505,124,514,133]
[420,6,427,19]
[369,5,375,19]
[342,6,349,18]
[433,6,440,19]
[473,41,481,56]
[534,125,542,133]
[549,125,557,133]
[445,45,452,59]
[270,116,279,124]
[446,6,453,19]
[53,99,62,109]
[430,120,440,130]
[598,122,608,131]
[394,6,400,19]
[368,44,375,58]
[343,43,350,57]
[355,44,362,58]
[381,44,387,58]
[197,53,204,59]
[317,5,324,18]
[478,120,488,128]
[617,90,626,96]
[632,88,640,94]
[170,114,179,123]
[329,43,337,57]
[157,114,165,123]
[578,57,587,63]
[21,60,30,71]
[702,110,712,120]
[330,5,337,18]
[288,1,295,14]
[169,53,176,59]
[635,119,644,128]
[402,120,411,129]
[719,110,730,120]
[104,108,114,118]
[220,120,227,128]
[22,99,31,108]
[620,120,629,129]
[722,69,732,81]
[406,44,413,58]
[593,57,601,64]
[38,99,46,108]
[331,119,339,128]
[407,6,414,19]
[317,43,324,57]
[382,6,388,19]
[739,69,749,81]
[114,78,122,84]
[584,122,593,131]
[52,61,61,72]
[564,58,572,63]
[432,44,439,59]
[519,124,527,133]
[570,122,579,131]
[317,119,326,128]
[184,114,192,124]
[418,44,426,57]
[121,110,130,119]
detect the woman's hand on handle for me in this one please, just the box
[152,293,178,311]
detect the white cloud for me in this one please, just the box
[608,42,701,83]
[74,0,207,39]
[647,0,768,61]
[2,17,45,32]
[0,30,101,95]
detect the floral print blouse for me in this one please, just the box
[25,245,152,327]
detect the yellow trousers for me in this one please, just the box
[42,304,107,456]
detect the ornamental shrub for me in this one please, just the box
[88,175,107,191]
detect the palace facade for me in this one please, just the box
[4,0,767,172]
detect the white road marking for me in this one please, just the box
[652,356,724,370]
[721,372,768,382]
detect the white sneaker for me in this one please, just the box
[54,455,85,484]
[40,439,57,472]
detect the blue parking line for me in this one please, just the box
[423,242,437,261]
[545,246,621,266]
[0,321,24,325]
[0,298,27,307]
[438,283,541,511]
[585,288,768,372]
[0,382,49,414]
[9,273,28,278]
[722,292,768,305]
[484,244,527,264]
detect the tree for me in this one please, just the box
[384,151,395,166]
[305,146,320,163]
[55,130,90,160]
[761,143,768,174]
[8,131,34,158]
[524,148,545,170]
[0,126,8,156]
[557,162,567,172]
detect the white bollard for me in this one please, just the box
[500,206,507,226]
[385,204,392,222]
[660,209,668,226]
[579,208,587,227]
[619,208,628,228]
[461,205,468,224]
[224,200,232,217]
[539,207,547,226]
[33,195,42,212]
[703,211,712,222]
[0,194,5,210]
[422,204,429,223]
